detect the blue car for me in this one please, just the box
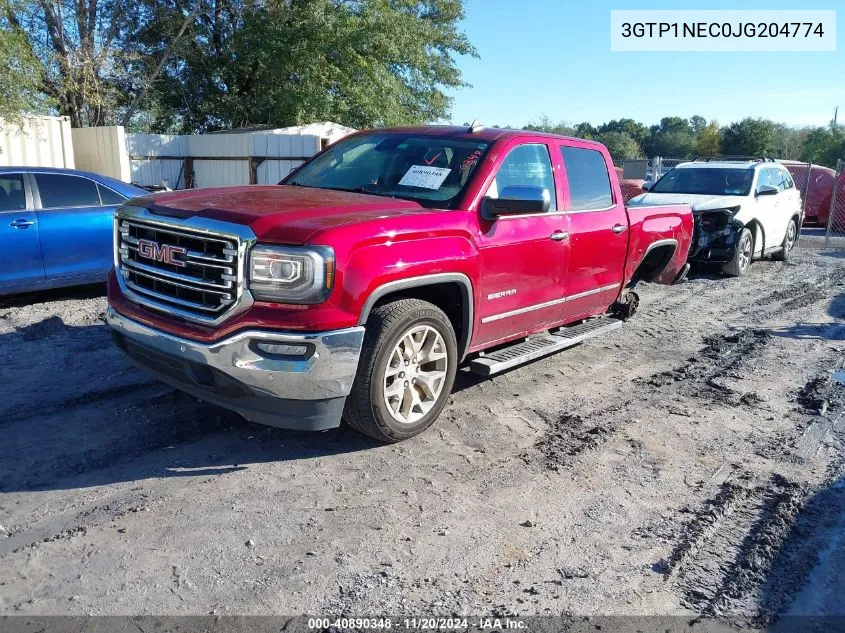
[0,167,146,295]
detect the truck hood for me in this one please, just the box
[131,185,428,243]
[628,192,743,212]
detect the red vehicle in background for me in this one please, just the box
[783,162,838,226]
[107,125,693,442]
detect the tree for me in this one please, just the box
[523,115,573,136]
[721,117,780,157]
[643,117,697,158]
[689,114,707,135]
[801,126,845,168]
[134,0,476,133]
[0,25,52,123]
[3,0,143,127]
[775,124,810,161]
[599,118,649,146]
[596,131,642,163]
[695,122,721,156]
[572,122,596,139]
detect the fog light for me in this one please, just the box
[255,342,309,356]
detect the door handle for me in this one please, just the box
[611,224,627,234]
[550,230,570,242]
[9,219,35,229]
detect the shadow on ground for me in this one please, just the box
[765,475,845,629]
[0,314,380,494]
[0,283,106,309]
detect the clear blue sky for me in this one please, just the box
[447,0,844,129]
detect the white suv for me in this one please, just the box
[628,159,803,276]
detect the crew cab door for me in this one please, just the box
[0,172,44,289]
[32,173,124,281]
[472,140,570,348]
[557,142,627,320]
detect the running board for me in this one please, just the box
[468,316,623,377]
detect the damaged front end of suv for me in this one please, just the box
[688,206,745,263]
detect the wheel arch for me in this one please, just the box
[629,238,678,285]
[744,219,765,255]
[358,273,474,360]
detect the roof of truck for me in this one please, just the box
[360,125,602,146]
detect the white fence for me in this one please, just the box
[71,126,130,181]
[0,116,75,168]
[126,132,322,189]
[0,119,349,189]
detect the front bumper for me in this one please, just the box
[106,307,365,431]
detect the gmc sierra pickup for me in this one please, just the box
[107,125,693,442]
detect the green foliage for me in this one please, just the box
[522,115,573,136]
[0,25,51,123]
[596,131,641,164]
[134,0,475,133]
[598,118,649,146]
[801,126,845,167]
[695,122,722,156]
[643,117,697,158]
[3,0,141,127]
[721,118,780,156]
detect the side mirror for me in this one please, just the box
[641,182,651,191]
[483,186,551,217]
[757,184,779,196]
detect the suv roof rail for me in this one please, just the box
[690,155,778,163]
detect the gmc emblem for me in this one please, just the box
[137,239,187,267]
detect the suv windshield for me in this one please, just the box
[283,133,491,209]
[651,167,754,196]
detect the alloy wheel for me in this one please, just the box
[738,234,752,272]
[786,222,796,252]
[382,325,448,424]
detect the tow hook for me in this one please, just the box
[611,291,639,320]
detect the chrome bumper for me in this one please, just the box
[106,308,365,429]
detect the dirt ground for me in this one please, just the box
[1,241,845,626]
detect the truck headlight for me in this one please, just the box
[248,245,334,303]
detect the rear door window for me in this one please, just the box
[34,173,100,209]
[0,174,27,211]
[560,146,613,211]
[783,170,795,189]
[767,167,787,191]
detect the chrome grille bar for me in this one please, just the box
[114,207,256,325]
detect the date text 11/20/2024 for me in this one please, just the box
[307,617,528,630]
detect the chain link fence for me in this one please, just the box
[824,159,845,247]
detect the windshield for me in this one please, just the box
[282,133,491,209]
[650,167,754,196]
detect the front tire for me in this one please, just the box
[344,298,458,442]
[722,228,753,277]
[772,218,797,261]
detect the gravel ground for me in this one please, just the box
[1,243,845,625]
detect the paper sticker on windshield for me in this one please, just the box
[398,165,451,190]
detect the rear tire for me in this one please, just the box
[344,298,458,443]
[722,228,753,277]
[772,218,797,261]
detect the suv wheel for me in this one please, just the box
[344,298,458,442]
[723,228,754,277]
[772,218,797,261]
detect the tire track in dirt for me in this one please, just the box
[661,474,808,622]
[654,361,845,624]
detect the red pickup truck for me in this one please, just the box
[107,126,693,442]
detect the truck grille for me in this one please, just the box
[117,217,240,320]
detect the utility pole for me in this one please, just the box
[832,106,839,129]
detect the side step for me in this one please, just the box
[468,316,623,377]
